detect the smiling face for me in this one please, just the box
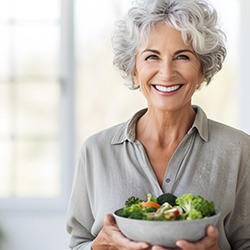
[133,23,204,113]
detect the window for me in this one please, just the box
[0,0,74,208]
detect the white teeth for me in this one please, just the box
[154,85,181,93]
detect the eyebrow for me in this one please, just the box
[175,49,195,55]
[141,49,160,55]
[141,49,195,56]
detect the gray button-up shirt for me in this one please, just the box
[66,106,250,250]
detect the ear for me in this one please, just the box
[133,70,140,88]
[195,74,205,90]
[197,74,205,86]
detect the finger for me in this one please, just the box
[121,238,151,250]
[106,214,151,249]
[103,214,118,229]
[176,225,218,249]
[207,225,219,239]
[110,227,151,250]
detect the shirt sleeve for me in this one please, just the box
[226,149,250,249]
[66,145,95,250]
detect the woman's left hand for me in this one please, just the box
[151,225,220,250]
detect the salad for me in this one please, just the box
[117,193,215,221]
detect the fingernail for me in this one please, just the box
[208,225,215,232]
[176,241,182,247]
[142,244,150,249]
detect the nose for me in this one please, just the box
[159,60,176,80]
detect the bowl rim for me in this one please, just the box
[113,208,221,224]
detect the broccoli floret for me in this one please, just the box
[157,193,177,206]
[176,193,215,220]
[120,204,144,219]
[119,196,144,219]
[125,196,142,207]
[128,210,145,220]
[187,210,203,220]
[121,194,159,219]
[146,193,158,203]
[143,206,157,213]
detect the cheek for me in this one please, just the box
[184,65,203,83]
[189,63,204,82]
[134,66,152,85]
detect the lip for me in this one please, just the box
[152,84,183,94]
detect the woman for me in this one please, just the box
[66,0,250,249]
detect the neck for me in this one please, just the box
[136,106,196,147]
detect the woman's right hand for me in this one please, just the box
[92,214,151,250]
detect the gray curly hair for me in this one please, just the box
[112,0,227,89]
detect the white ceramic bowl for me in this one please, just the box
[114,209,221,248]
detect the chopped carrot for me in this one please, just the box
[141,201,161,209]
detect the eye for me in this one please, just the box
[145,54,159,61]
[175,54,190,60]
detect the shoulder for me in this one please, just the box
[83,122,126,149]
[76,122,127,165]
[80,109,146,151]
[208,119,250,147]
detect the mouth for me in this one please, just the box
[153,84,183,93]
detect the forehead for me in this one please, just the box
[139,22,192,52]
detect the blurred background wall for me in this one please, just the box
[0,0,249,249]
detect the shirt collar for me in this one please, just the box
[111,109,147,144]
[111,106,209,145]
[188,105,209,142]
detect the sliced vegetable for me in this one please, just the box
[165,207,179,215]
[141,201,161,209]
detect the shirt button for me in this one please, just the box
[166,178,171,183]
